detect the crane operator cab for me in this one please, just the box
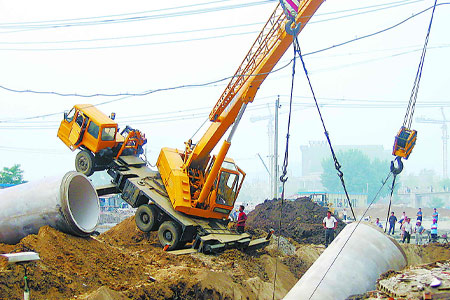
[392,126,417,159]
[57,104,146,176]
[210,159,245,215]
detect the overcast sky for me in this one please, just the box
[0,0,449,191]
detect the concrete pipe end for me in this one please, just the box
[61,172,100,236]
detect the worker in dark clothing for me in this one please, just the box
[236,205,247,233]
[323,211,338,248]
[388,212,397,235]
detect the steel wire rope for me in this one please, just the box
[308,170,394,299]
[271,34,298,300]
[403,0,438,129]
[295,38,357,220]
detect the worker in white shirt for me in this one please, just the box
[323,210,338,248]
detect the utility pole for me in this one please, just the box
[273,96,280,199]
[416,107,449,178]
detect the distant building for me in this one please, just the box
[300,141,391,177]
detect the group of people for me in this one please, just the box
[386,208,440,244]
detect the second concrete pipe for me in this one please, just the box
[0,171,100,244]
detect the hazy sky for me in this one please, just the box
[0,0,449,191]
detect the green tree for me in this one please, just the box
[0,164,26,184]
[321,150,393,203]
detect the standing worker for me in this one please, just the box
[416,208,423,222]
[401,218,413,244]
[323,210,338,248]
[236,205,247,233]
[432,208,439,222]
[430,218,438,242]
[388,212,397,235]
[415,221,425,245]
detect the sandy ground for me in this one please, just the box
[0,216,323,300]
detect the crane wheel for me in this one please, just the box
[75,150,95,177]
[158,221,181,251]
[135,204,159,232]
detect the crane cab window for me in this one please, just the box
[87,121,100,139]
[101,127,116,141]
[216,171,239,206]
[76,114,86,127]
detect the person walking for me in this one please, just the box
[416,208,423,222]
[430,218,438,242]
[388,212,397,235]
[236,205,247,233]
[432,208,439,222]
[415,221,425,245]
[323,211,338,248]
[401,218,413,244]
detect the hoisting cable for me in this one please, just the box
[384,156,403,231]
[271,37,298,300]
[293,36,356,221]
[309,170,393,299]
[402,0,438,129]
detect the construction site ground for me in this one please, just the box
[2,198,450,299]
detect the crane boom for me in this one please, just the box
[186,0,324,167]
[157,0,324,219]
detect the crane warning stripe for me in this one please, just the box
[283,0,300,18]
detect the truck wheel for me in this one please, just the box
[75,150,95,176]
[135,204,159,232]
[158,221,181,251]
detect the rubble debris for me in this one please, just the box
[247,197,346,244]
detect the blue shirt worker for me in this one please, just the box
[432,208,439,222]
[431,219,438,242]
[388,212,397,235]
[415,221,425,245]
[323,211,338,248]
[416,208,423,222]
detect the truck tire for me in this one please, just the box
[135,204,159,232]
[158,221,181,251]
[75,150,95,176]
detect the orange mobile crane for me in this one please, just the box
[58,0,325,253]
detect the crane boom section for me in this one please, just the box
[188,0,324,166]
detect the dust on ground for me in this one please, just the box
[0,216,322,300]
[247,197,346,245]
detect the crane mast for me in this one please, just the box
[157,0,325,219]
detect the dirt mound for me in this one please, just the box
[0,216,310,300]
[247,197,345,244]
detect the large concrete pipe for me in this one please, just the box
[284,222,407,300]
[0,171,100,244]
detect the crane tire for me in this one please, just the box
[75,150,95,177]
[158,220,181,251]
[135,204,159,232]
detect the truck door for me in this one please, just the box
[68,113,86,146]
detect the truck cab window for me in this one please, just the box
[101,127,116,141]
[65,108,75,123]
[87,121,100,139]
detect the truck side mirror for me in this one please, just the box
[64,111,68,120]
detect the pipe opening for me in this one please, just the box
[67,174,99,233]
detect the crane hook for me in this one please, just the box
[285,20,301,36]
[390,156,404,175]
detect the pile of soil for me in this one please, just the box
[247,197,345,244]
[0,216,319,300]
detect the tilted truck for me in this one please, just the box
[57,0,325,253]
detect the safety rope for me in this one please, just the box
[309,170,393,299]
[271,39,298,300]
[294,37,356,220]
[403,0,438,128]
